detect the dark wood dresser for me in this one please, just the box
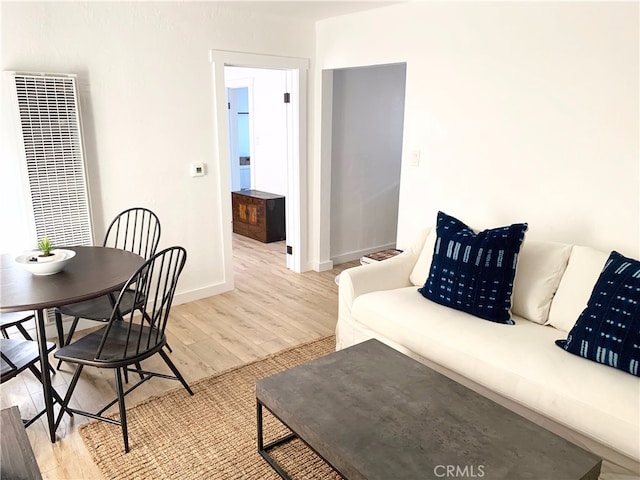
[232,190,285,243]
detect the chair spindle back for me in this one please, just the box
[103,207,161,260]
[95,246,186,363]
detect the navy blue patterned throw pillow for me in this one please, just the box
[556,251,640,377]
[418,211,528,324]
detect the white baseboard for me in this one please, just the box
[313,260,334,272]
[172,282,232,306]
[331,243,396,266]
[40,281,233,339]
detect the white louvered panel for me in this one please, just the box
[11,72,93,249]
[9,72,94,324]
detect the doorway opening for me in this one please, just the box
[225,67,289,197]
[227,86,251,191]
[318,63,407,269]
[210,50,310,291]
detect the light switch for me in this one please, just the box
[409,150,421,167]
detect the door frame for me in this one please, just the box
[210,50,309,286]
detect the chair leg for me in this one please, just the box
[159,349,194,396]
[23,363,47,427]
[56,316,80,370]
[54,311,65,349]
[27,364,72,421]
[16,322,55,375]
[54,364,84,430]
[142,310,172,353]
[15,322,33,341]
[114,367,130,453]
[64,317,80,346]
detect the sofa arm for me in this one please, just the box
[339,229,430,314]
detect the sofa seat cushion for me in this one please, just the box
[351,287,640,461]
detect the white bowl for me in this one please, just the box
[15,249,76,275]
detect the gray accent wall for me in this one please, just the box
[330,63,406,264]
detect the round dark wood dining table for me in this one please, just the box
[0,246,144,443]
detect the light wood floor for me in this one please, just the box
[0,234,358,479]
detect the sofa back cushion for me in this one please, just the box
[547,246,609,332]
[418,211,528,324]
[409,228,437,287]
[511,240,572,324]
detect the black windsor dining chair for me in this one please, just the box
[0,338,70,427]
[1,311,54,374]
[1,311,36,340]
[54,207,162,369]
[53,246,193,453]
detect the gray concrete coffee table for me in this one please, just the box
[256,339,602,480]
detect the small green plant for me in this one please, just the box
[37,237,53,257]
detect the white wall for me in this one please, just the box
[330,64,406,264]
[3,1,638,300]
[315,2,640,259]
[1,2,314,303]
[225,66,288,196]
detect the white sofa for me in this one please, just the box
[337,227,640,479]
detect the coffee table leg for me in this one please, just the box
[256,400,297,480]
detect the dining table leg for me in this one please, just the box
[35,309,56,443]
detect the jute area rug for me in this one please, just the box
[80,336,343,480]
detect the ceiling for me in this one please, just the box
[215,1,404,21]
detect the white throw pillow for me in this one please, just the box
[409,228,437,286]
[546,245,609,332]
[511,240,572,324]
